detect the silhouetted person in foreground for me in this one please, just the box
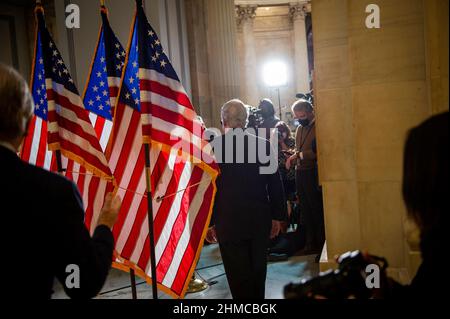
[0,64,121,299]
[385,112,448,298]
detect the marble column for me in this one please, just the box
[312,0,437,283]
[205,0,241,129]
[185,0,213,126]
[236,5,259,106]
[290,2,311,94]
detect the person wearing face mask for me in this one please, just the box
[275,121,296,207]
[267,121,299,261]
[286,99,325,261]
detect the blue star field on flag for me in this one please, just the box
[84,11,126,120]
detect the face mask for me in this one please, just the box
[298,118,310,127]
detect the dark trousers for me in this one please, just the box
[219,237,268,299]
[296,167,325,251]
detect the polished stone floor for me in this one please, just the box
[52,244,319,299]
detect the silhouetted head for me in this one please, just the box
[403,112,448,236]
[258,99,276,119]
[0,64,34,151]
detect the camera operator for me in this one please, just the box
[258,99,280,140]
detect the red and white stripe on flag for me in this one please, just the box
[21,6,112,176]
[107,3,219,299]
[64,7,125,233]
[21,116,55,171]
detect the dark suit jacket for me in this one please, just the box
[0,145,114,299]
[211,130,286,243]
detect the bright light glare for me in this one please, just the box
[262,60,288,87]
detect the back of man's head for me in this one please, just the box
[0,64,33,142]
[221,99,248,129]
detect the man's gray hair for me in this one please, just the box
[292,99,314,113]
[0,64,34,140]
[221,99,248,129]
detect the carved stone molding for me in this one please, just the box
[289,2,310,21]
[235,5,258,26]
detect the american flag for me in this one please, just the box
[108,1,219,298]
[21,7,112,193]
[64,6,124,232]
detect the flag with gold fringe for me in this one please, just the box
[107,0,219,299]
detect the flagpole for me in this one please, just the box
[144,143,158,299]
[130,269,137,299]
[97,0,137,299]
[132,0,158,300]
[55,150,65,174]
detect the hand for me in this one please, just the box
[285,154,297,170]
[270,220,282,239]
[282,150,294,156]
[206,226,218,244]
[97,193,122,229]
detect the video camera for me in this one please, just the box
[296,90,314,106]
[247,106,264,130]
[284,251,388,299]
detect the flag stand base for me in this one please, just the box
[187,274,209,294]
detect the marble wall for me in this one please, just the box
[312,0,448,282]
[424,0,449,115]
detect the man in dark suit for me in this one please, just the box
[206,99,286,299]
[0,64,121,299]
